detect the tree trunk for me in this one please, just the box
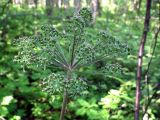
[46,0,54,16]
[12,0,23,4]
[58,0,62,8]
[134,0,152,120]
[25,0,29,5]
[34,0,38,8]
[63,0,69,9]
[55,0,62,8]
[91,0,98,23]
[86,0,90,6]
[133,0,142,12]
[74,0,81,12]
[40,0,45,7]
[97,0,101,16]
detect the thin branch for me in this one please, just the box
[143,24,160,117]
[145,25,160,79]
[143,83,160,116]
[135,0,152,120]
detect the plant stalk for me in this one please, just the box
[60,90,68,120]
[60,70,71,120]
[134,0,152,120]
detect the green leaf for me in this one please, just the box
[77,99,90,107]
[0,106,9,116]
[76,107,87,116]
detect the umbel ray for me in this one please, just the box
[14,8,129,120]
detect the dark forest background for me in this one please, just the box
[0,0,160,120]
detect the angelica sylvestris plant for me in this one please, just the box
[14,8,129,120]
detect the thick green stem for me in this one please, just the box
[60,90,68,120]
[60,71,71,120]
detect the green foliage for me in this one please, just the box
[41,72,88,97]
[98,81,150,120]
[68,81,135,120]
[69,98,109,120]
[1,1,160,120]
[42,73,65,94]
[101,63,122,75]
[14,8,128,99]
[0,3,61,120]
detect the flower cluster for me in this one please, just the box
[41,72,87,97]
[14,8,129,97]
